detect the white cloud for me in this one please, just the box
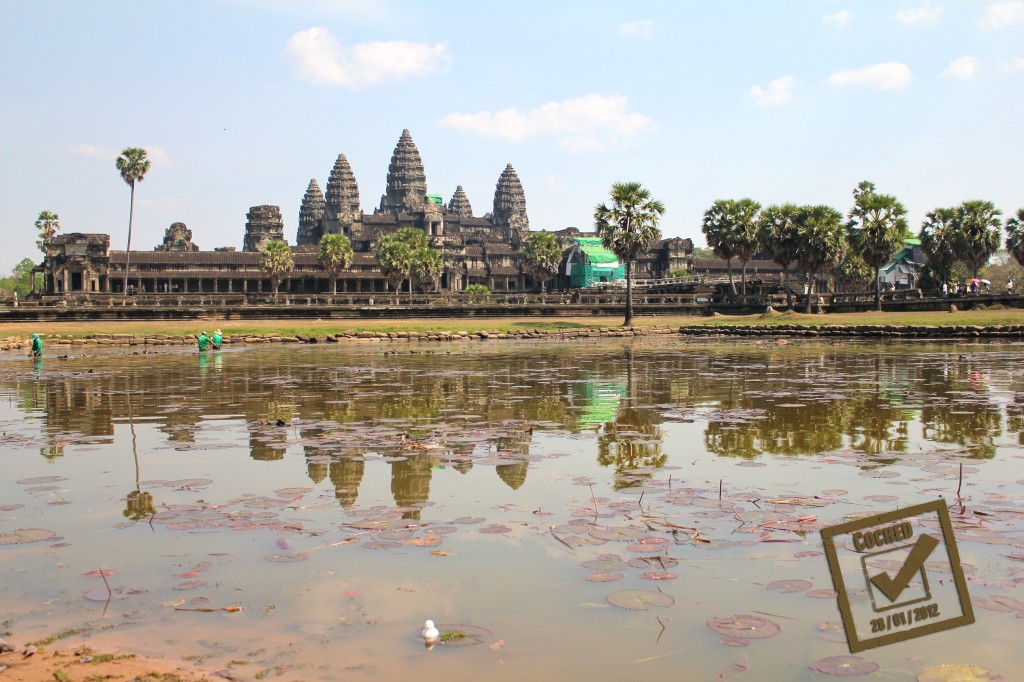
[999,56,1024,72]
[978,1,1024,28]
[823,10,852,27]
[438,94,655,151]
[942,56,981,80]
[896,2,944,25]
[619,19,655,39]
[67,143,116,159]
[284,27,450,88]
[748,76,795,107]
[826,63,913,91]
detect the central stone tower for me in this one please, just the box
[379,129,428,215]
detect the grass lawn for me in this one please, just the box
[2,307,1024,340]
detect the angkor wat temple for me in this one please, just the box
[38,130,692,298]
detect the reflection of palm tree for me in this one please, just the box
[596,407,666,488]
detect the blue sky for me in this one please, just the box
[2,0,1022,273]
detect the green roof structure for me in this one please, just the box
[566,238,625,288]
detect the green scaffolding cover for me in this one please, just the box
[568,238,625,288]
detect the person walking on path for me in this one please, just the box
[29,333,42,357]
[197,330,210,352]
[211,329,223,350]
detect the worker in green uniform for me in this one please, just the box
[197,330,210,352]
[30,333,42,357]
[211,329,223,350]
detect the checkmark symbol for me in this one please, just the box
[869,534,940,603]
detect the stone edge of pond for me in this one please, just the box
[3,323,1024,351]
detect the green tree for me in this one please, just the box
[1004,208,1024,268]
[758,203,802,309]
[521,231,562,293]
[410,246,442,294]
[316,233,354,295]
[726,199,761,296]
[847,180,909,311]
[115,147,151,295]
[259,240,294,301]
[35,210,60,253]
[0,258,36,298]
[701,199,739,295]
[594,182,665,326]
[376,228,430,302]
[794,205,847,313]
[953,200,1002,278]
[920,207,959,288]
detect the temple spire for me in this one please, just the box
[379,129,428,215]
[297,179,325,245]
[448,185,473,219]
[325,155,360,217]
[492,163,529,238]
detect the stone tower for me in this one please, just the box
[379,129,428,215]
[296,179,326,246]
[243,205,285,252]
[448,185,473,219]
[324,154,360,237]
[492,164,529,242]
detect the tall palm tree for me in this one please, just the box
[1006,208,1024,267]
[317,233,354,295]
[953,200,1002,278]
[259,240,294,302]
[703,199,761,296]
[701,199,742,296]
[376,228,430,303]
[920,207,959,289]
[116,147,151,295]
[410,246,443,293]
[757,204,801,309]
[794,205,847,313]
[522,231,563,293]
[594,182,665,326]
[847,181,909,311]
[35,210,60,253]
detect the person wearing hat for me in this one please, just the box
[211,329,223,350]
[29,333,42,357]
[197,330,210,352]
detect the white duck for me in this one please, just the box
[422,619,440,644]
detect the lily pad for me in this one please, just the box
[607,589,675,610]
[16,476,67,484]
[766,579,813,593]
[809,655,880,676]
[0,528,57,545]
[917,664,1001,682]
[432,624,493,646]
[581,559,629,571]
[586,572,624,582]
[706,614,781,639]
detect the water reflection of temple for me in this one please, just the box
[3,344,1015,514]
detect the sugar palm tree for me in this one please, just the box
[847,181,909,311]
[1006,208,1024,267]
[522,231,563,293]
[594,182,665,326]
[376,228,429,303]
[920,207,959,289]
[116,147,151,295]
[35,210,60,253]
[410,246,443,294]
[259,240,294,302]
[703,199,761,296]
[953,200,1002,278]
[757,204,801,309]
[317,233,354,295]
[794,205,847,313]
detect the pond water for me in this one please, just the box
[1,338,1023,680]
